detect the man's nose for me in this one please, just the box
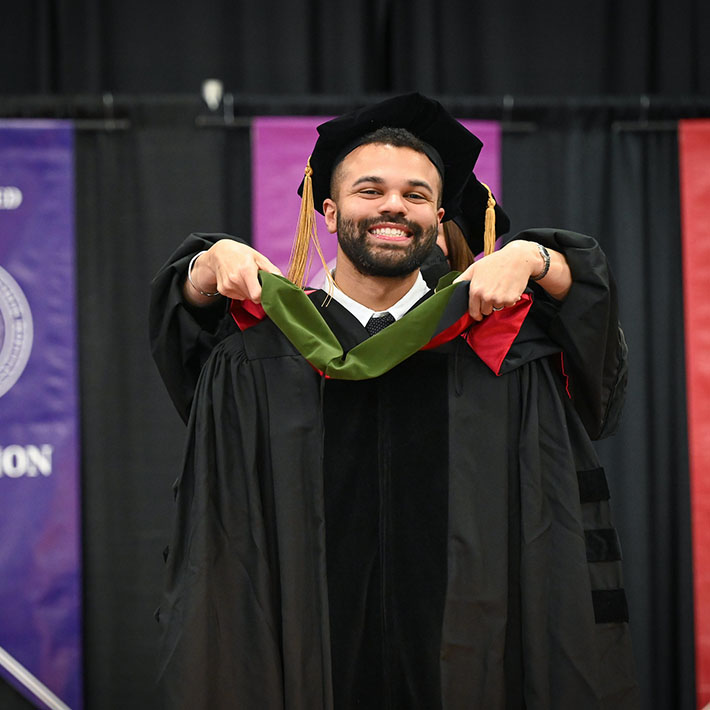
[379,191,406,214]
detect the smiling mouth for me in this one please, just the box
[368,225,412,242]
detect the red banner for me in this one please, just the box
[679,119,710,709]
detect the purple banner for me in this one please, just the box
[252,116,502,280]
[0,121,82,710]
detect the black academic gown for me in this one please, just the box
[149,232,638,710]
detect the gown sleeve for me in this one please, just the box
[508,229,628,440]
[149,233,245,422]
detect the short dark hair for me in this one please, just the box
[329,127,443,204]
[358,126,433,154]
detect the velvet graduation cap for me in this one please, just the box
[448,174,511,257]
[289,92,504,287]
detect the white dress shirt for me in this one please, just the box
[322,271,430,328]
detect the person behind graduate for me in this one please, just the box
[420,173,511,287]
[150,93,637,709]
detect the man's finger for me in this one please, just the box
[243,271,263,303]
[469,292,484,321]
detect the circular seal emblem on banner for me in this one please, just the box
[0,186,24,210]
[0,265,34,398]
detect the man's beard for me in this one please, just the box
[336,214,438,277]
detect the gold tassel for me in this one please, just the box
[287,158,335,296]
[481,182,497,256]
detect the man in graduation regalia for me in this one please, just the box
[150,93,638,709]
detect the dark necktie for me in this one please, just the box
[365,312,395,336]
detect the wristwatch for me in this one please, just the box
[530,243,551,281]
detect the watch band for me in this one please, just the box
[530,243,551,281]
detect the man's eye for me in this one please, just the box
[359,189,381,195]
[406,193,426,200]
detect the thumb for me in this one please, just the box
[255,254,283,277]
[453,263,475,284]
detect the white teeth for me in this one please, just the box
[371,227,408,237]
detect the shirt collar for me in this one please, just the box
[323,271,431,328]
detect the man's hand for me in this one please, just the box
[453,240,571,321]
[183,239,282,306]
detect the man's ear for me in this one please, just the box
[323,199,338,233]
[437,207,445,224]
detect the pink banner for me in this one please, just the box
[252,116,502,281]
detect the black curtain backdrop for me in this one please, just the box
[0,95,702,709]
[2,0,710,96]
[502,112,696,710]
[74,112,253,710]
